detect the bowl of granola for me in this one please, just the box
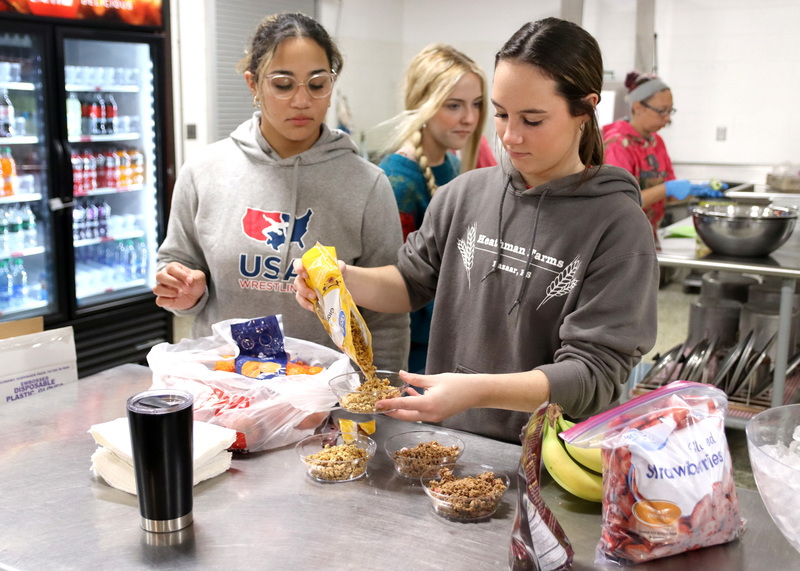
[329,370,408,414]
[384,430,466,478]
[421,462,510,521]
[295,431,377,482]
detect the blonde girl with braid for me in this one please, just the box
[378,43,488,373]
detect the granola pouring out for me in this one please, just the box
[301,243,378,380]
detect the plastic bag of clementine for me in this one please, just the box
[561,381,745,565]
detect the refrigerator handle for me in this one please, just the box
[50,138,74,211]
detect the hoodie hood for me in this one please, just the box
[500,151,642,206]
[230,110,358,166]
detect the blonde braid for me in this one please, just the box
[411,130,438,197]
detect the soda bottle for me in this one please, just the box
[84,198,98,239]
[1,147,16,196]
[81,94,92,136]
[21,204,36,247]
[105,93,117,134]
[130,149,144,186]
[135,237,148,279]
[66,92,82,137]
[10,257,27,306]
[0,89,15,137]
[71,150,84,195]
[97,199,110,238]
[0,260,10,308]
[104,149,120,189]
[73,200,85,240]
[117,149,131,188]
[91,92,106,135]
[81,150,97,193]
[94,150,107,188]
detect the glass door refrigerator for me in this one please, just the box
[0,1,173,377]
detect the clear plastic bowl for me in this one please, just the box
[384,429,466,478]
[746,404,800,553]
[420,462,510,521]
[328,370,408,414]
[295,431,376,483]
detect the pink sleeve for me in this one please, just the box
[476,135,497,168]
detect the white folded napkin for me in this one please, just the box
[88,418,238,496]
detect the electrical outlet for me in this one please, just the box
[186,123,197,140]
[716,126,727,141]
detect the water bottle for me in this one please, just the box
[0,260,10,308]
[37,270,47,301]
[66,92,81,137]
[135,238,148,279]
[112,240,126,283]
[0,208,8,254]
[10,257,27,306]
[123,239,136,281]
[7,205,23,252]
[22,204,36,247]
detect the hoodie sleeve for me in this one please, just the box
[354,171,411,372]
[538,209,660,418]
[155,161,211,317]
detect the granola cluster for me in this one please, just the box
[392,441,462,478]
[426,467,508,519]
[303,443,370,481]
[340,376,402,413]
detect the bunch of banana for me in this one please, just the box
[542,403,604,502]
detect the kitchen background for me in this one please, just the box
[165,1,800,490]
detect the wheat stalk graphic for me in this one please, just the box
[537,255,580,310]
[457,223,476,288]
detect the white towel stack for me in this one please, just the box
[89,417,238,495]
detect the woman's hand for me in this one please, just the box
[153,262,206,310]
[292,257,347,312]
[376,371,482,423]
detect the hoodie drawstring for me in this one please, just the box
[480,175,513,283]
[479,174,550,315]
[279,155,302,277]
[509,189,549,315]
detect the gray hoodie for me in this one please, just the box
[397,161,659,442]
[157,112,410,371]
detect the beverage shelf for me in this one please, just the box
[0,298,47,316]
[0,136,38,145]
[0,246,46,260]
[77,185,143,197]
[73,230,144,247]
[68,133,139,143]
[77,278,146,301]
[0,81,35,92]
[0,193,43,204]
[65,84,139,93]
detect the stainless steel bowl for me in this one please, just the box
[691,204,797,257]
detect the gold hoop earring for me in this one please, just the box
[253,96,261,108]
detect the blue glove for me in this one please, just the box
[665,179,727,200]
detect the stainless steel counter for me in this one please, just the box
[1,364,795,570]
[658,218,800,428]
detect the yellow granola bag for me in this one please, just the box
[301,243,376,379]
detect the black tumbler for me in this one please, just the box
[126,389,194,533]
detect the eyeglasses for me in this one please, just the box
[641,101,677,117]
[264,72,337,100]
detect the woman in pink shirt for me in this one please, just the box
[603,71,721,241]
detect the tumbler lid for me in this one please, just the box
[127,389,194,415]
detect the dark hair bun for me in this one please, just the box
[624,71,641,90]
